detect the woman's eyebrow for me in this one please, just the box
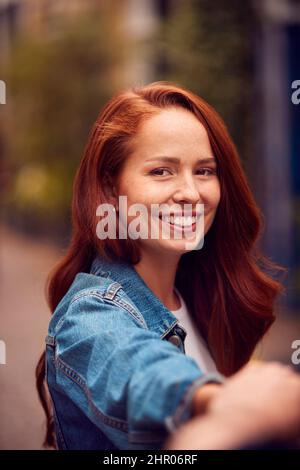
[145,156,216,164]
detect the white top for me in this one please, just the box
[171,288,218,374]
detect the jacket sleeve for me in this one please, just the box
[54,292,225,448]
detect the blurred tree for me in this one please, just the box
[2,6,125,244]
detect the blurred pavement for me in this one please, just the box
[0,225,61,449]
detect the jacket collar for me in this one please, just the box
[90,253,179,338]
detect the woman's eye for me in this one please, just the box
[197,168,216,176]
[149,168,171,176]
[149,167,217,177]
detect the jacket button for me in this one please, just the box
[168,334,182,347]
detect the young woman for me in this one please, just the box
[36,81,284,450]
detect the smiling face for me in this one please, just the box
[114,106,221,259]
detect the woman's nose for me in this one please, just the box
[172,176,200,204]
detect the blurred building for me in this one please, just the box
[0,1,20,62]
[254,0,300,309]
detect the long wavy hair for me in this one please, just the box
[36,81,285,448]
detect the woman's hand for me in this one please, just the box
[165,361,300,450]
[207,361,300,441]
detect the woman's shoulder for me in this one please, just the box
[47,271,148,339]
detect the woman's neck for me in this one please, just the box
[133,250,181,311]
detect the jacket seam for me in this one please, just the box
[160,320,178,339]
[52,402,68,450]
[70,291,148,329]
[45,349,68,449]
[164,372,226,434]
[55,355,129,433]
[54,356,178,445]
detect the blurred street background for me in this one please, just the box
[0,0,299,449]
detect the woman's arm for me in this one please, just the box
[54,291,225,449]
[191,383,222,416]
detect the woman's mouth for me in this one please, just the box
[158,214,199,233]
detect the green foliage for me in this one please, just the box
[2,9,124,242]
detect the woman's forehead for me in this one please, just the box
[128,112,212,164]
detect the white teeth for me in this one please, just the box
[161,215,196,226]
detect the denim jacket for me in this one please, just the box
[45,254,225,450]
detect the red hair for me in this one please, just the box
[36,81,285,447]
